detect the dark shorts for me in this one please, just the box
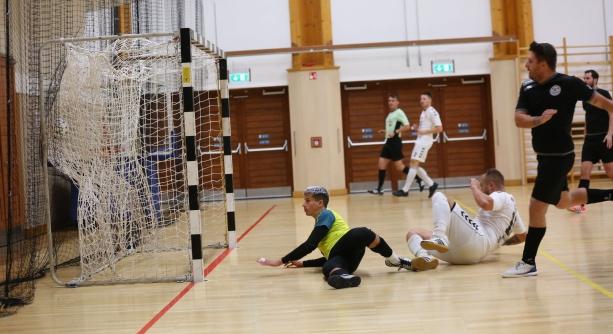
[379,138,403,161]
[322,227,376,277]
[532,153,575,205]
[581,135,613,164]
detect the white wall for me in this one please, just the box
[202,0,613,87]
[532,0,613,86]
[331,0,494,82]
[533,0,612,47]
[202,0,292,88]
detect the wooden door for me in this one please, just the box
[341,81,388,191]
[230,87,293,198]
[437,76,494,186]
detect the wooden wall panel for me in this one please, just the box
[0,58,25,232]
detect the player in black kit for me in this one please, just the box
[568,69,613,213]
[502,42,613,278]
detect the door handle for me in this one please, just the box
[199,143,241,155]
[442,129,487,143]
[244,140,288,153]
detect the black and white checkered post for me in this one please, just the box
[179,28,204,282]
[218,58,237,249]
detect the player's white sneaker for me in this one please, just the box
[385,257,412,271]
[421,238,449,253]
[501,261,538,278]
[411,256,439,271]
[567,204,587,213]
[367,189,384,195]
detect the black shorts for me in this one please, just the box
[322,227,376,277]
[532,153,574,205]
[581,135,613,164]
[379,138,403,161]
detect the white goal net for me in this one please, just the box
[45,34,227,285]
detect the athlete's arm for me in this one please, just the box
[418,125,442,135]
[587,92,613,148]
[470,178,494,211]
[503,232,527,246]
[301,257,327,267]
[515,109,557,128]
[280,225,328,264]
[395,123,412,135]
[258,226,328,267]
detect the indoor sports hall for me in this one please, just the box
[1,1,612,333]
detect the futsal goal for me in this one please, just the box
[41,28,236,286]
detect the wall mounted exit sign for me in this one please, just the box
[229,70,251,83]
[431,60,455,74]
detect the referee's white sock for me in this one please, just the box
[402,168,418,192]
[416,167,434,187]
[407,234,429,258]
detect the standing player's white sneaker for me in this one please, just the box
[501,261,538,278]
[421,238,449,253]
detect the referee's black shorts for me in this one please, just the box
[379,138,403,161]
[581,135,613,164]
[532,153,575,205]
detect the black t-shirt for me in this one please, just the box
[516,73,594,155]
[584,88,612,135]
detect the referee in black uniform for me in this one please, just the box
[568,69,613,213]
[502,42,613,277]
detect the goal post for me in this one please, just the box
[39,29,235,286]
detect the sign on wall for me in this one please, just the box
[431,60,455,74]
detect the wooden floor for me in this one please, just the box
[3,180,613,333]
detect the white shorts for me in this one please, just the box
[428,203,489,264]
[410,141,432,163]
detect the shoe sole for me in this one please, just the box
[411,257,439,271]
[421,240,449,253]
[367,191,383,196]
[327,275,361,289]
[428,184,438,198]
[392,193,408,197]
[501,271,538,278]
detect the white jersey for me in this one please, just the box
[417,106,442,145]
[478,191,526,254]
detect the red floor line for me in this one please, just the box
[136,204,277,334]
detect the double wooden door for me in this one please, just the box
[342,75,494,192]
[229,87,293,198]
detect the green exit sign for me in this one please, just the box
[229,71,251,83]
[431,60,455,74]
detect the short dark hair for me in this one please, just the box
[483,168,504,188]
[304,186,329,207]
[584,69,599,80]
[529,41,557,70]
[421,91,432,99]
[388,93,399,100]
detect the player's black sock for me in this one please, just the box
[521,227,546,265]
[377,169,386,190]
[370,236,393,257]
[586,188,613,204]
[578,179,590,189]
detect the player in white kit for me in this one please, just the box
[393,92,442,198]
[403,168,527,270]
